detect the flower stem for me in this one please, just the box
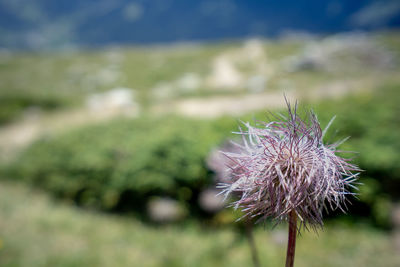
[285,210,297,267]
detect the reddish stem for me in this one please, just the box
[285,210,297,267]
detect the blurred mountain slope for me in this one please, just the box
[0,0,399,50]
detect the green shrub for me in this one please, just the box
[313,85,400,226]
[0,93,65,124]
[6,85,400,226]
[9,116,230,211]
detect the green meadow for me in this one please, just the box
[1,31,400,266]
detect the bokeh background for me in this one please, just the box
[0,1,400,266]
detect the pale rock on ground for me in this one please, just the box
[86,87,139,117]
[198,188,226,213]
[147,197,186,223]
[151,73,202,100]
[283,33,395,73]
[151,82,175,100]
[206,55,244,89]
[206,39,273,91]
[0,87,140,161]
[246,75,268,93]
[176,72,202,92]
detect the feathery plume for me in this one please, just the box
[219,100,360,230]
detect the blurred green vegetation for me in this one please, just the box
[1,31,400,267]
[0,44,233,123]
[314,84,400,227]
[0,93,66,124]
[4,84,400,227]
[2,32,398,124]
[6,116,226,213]
[0,181,399,267]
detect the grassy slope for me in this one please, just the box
[1,31,400,266]
[2,31,399,124]
[0,181,399,267]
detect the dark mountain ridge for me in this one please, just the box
[0,0,399,50]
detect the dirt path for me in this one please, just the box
[0,78,374,161]
[0,107,138,161]
[154,79,370,118]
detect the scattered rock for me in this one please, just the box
[176,72,202,92]
[198,188,226,213]
[95,66,121,85]
[86,87,139,116]
[147,197,186,223]
[206,55,244,89]
[206,38,273,90]
[283,33,395,72]
[246,75,267,93]
[151,82,175,100]
[242,39,267,61]
[152,73,203,100]
[104,49,124,65]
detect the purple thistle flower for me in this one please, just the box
[219,100,361,230]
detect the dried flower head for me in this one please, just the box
[219,101,360,229]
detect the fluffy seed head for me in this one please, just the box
[218,101,360,229]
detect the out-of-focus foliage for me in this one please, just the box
[6,31,398,125]
[0,45,228,125]
[7,117,225,212]
[4,84,400,226]
[313,84,400,226]
[1,181,399,267]
[0,93,65,124]
[317,86,399,176]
